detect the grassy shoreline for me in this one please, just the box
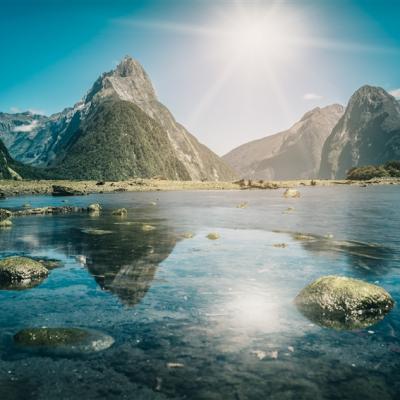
[1,177,400,197]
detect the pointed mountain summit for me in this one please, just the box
[319,85,400,178]
[85,56,157,105]
[223,104,344,180]
[1,56,236,181]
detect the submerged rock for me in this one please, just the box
[295,276,394,329]
[207,232,220,240]
[52,185,87,196]
[0,257,48,289]
[236,202,248,209]
[112,208,128,216]
[13,327,114,354]
[283,188,300,198]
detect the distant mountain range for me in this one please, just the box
[0,56,236,181]
[1,58,399,182]
[224,86,400,180]
[223,104,344,180]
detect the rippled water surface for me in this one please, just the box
[0,187,400,399]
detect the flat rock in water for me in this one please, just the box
[295,275,394,329]
[0,256,49,289]
[13,327,114,354]
[283,189,300,198]
[112,208,128,216]
[52,185,86,196]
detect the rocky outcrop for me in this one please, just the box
[51,185,86,196]
[295,275,394,329]
[224,105,344,180]
[320,86,400,179]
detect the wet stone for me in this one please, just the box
[0,256,49,290]
[295,275,394,330]
[13,327,114,354]
[112,208,128,216]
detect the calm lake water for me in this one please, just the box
[0,187,399,399]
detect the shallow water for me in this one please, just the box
[0,187,399,399]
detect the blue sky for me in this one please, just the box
[1,0,399,154]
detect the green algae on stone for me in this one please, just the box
[13,327,115,354]
[295,275,394,330]
[0,257,48,284]
[14,327,89,347]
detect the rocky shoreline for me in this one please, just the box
[0,177,399,198]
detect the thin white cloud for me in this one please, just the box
[303,93,323,101]
[12,120,40,133]
[28,108,46,115]
[389,88,400,99]
[10,106,21,113]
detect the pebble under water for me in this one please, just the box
[0,186,399,400]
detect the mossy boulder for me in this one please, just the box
[295,276,394,329]
[13,327,114,354]
[207,232,220,240]
[0,257,49,289]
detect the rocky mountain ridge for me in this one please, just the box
[0,56,236,181]
[223,104,344,179]
[319,85,400,178]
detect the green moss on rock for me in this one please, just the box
[295,275,394,329]
[13,327,115,353]
[0,257,48,288]
[14,327,89,346]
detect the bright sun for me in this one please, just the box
[216,6,302,64]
